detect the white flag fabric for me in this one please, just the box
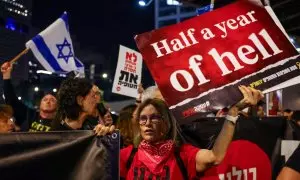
[26,12,84,74]
[112,45,143,98]
[74,57,85,78]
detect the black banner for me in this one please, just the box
[0,131,120,180]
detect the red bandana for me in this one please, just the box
[138,140,175,175]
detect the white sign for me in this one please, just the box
[112,45,143,98]
[281,140,300,162]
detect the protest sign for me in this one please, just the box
[112,45,143,98]
[135,1,299,123]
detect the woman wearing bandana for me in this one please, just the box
[95,86,263,179]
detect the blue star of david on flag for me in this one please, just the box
[25,12,85,76]
[56,38,74,63]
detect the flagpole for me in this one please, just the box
[10,48,30,64]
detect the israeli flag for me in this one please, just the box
[74,57,85,78]
[26,12,84,74]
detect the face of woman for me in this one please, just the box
[81,88,98,116]
[139,104,167,143]
[92,85,102,103]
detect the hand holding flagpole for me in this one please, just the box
[1,48,30,78]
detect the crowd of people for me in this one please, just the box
[0,61,300,179]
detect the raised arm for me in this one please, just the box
[195,86,263,172]
[1,62,29,126]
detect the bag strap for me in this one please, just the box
[126,147,138,170]
[174,146,189,180]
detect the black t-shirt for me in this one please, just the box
[29,119,52,132]
[51,120,83,131]
[286,144,300,173]
[82,117,99,130]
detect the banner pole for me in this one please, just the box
[10,48,30,64]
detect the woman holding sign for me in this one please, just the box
[95,86,263,179]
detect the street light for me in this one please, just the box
[139,0,146,6]
[166,0,181,5]
[53,88,57,93]
[34,87,39,92]
[102,73,108,79]
[138,0,154,7]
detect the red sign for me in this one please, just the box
[135,1,298,122]
[202,140,272,180]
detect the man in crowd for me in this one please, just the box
[1,62,57,132]
[284,109,294,121]
[291,111,300,127]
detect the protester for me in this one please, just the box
[52,78,102,130]
[0,104,16,133]
[116,104,138,148]
[135,84,144,104]
[256,100,265,118]
[1,62,57,132]
[291,110,300,127]
[283,109,294,120]
[99,104,114,126]
[91,85,115,126]
[95,85,263,179]
[277,144,300,180]
[82,85,114,129]
[141,86,164,102]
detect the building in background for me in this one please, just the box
[154,0,197,29]
[154,0,237,29]
[0,0,32,103]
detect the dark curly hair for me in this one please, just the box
[52,78,92,129]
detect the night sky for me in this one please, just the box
[31,0,155,101]
[32,0,154,54]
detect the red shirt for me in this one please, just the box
[120,143,200,179]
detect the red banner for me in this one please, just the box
[202,140,272,180]
[135,1,298,123]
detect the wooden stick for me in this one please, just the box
[10,48,30,64]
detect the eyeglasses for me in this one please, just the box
[9,117,16,123]
[138,114,163,125]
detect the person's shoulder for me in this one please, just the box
[120,145,136,164]
[286,145,300,172]
[180,143,201,152]
[121,145,134,155]
[277,167,300,180]
[178,143,200,161]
